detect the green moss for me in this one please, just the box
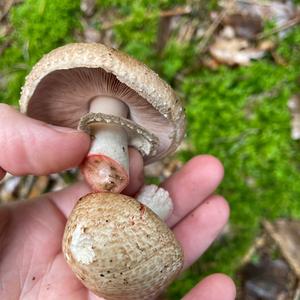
[96,0,185,12]
[167,27,300,298]
[0,0,81,106]
[96,0,186,68]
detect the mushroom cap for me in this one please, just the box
[20,43,185,163]
[62,192,183,300]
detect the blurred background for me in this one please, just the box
[1,0,300,299]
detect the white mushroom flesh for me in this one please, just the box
[136,185,173,221]
[70,224,96,265]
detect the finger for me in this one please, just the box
[0,104,90,175]
[0,167,6,181]
[162,155,224,227]
[173,195,229,270]
[122,147,144,196]
[182,274,236,300]
[48,181,91,218]
[49,148,144,218]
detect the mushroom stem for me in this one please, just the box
[81,97,130,193]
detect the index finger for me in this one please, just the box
[0,104,90,176]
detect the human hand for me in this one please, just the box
[0,104,235,300]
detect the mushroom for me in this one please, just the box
[62,192,183,300]
[19,43,185,193]
[19,43,186,299]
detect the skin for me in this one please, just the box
[0,103,236,300]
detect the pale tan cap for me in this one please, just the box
[19,43,185,163]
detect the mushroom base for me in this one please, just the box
[62,192,183,300]
[81,154,129,193]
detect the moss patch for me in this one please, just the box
[0,0,81,106]
[168,28,300,298]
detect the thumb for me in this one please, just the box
[0,104,90,176]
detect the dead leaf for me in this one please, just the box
[264,219,300,279]
[271,50,287,66]
[294,284,300,300]
[220,0,298,40]
[0,22,11,37]
[18,175,36,199]
[0,0,16,21]
[223,0,296,23]
[220,25,236,39]
[239,219,300,299]
[198,9,228,54]
[0,176,21,202]
[223,12,263,40]
[201,56,220,70]
[177,19,198,44]
[209,36,265,65]
[27,176,49,199]
[235,0,296,37]
[258,39,275,51]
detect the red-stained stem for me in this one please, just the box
[81,154,129,193]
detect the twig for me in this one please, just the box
[0,38,12,56]
[156,16,172,53]
[160,6,192,18]
[236,0,274,7]
[241,233,267,265]
[257,14,300,40]
[0,25,13,56]
[197,8,228,55]
[156,6,192,52]
[101,6,192,31]
[293,283,300,300]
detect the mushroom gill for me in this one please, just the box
[26,67,173,160]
